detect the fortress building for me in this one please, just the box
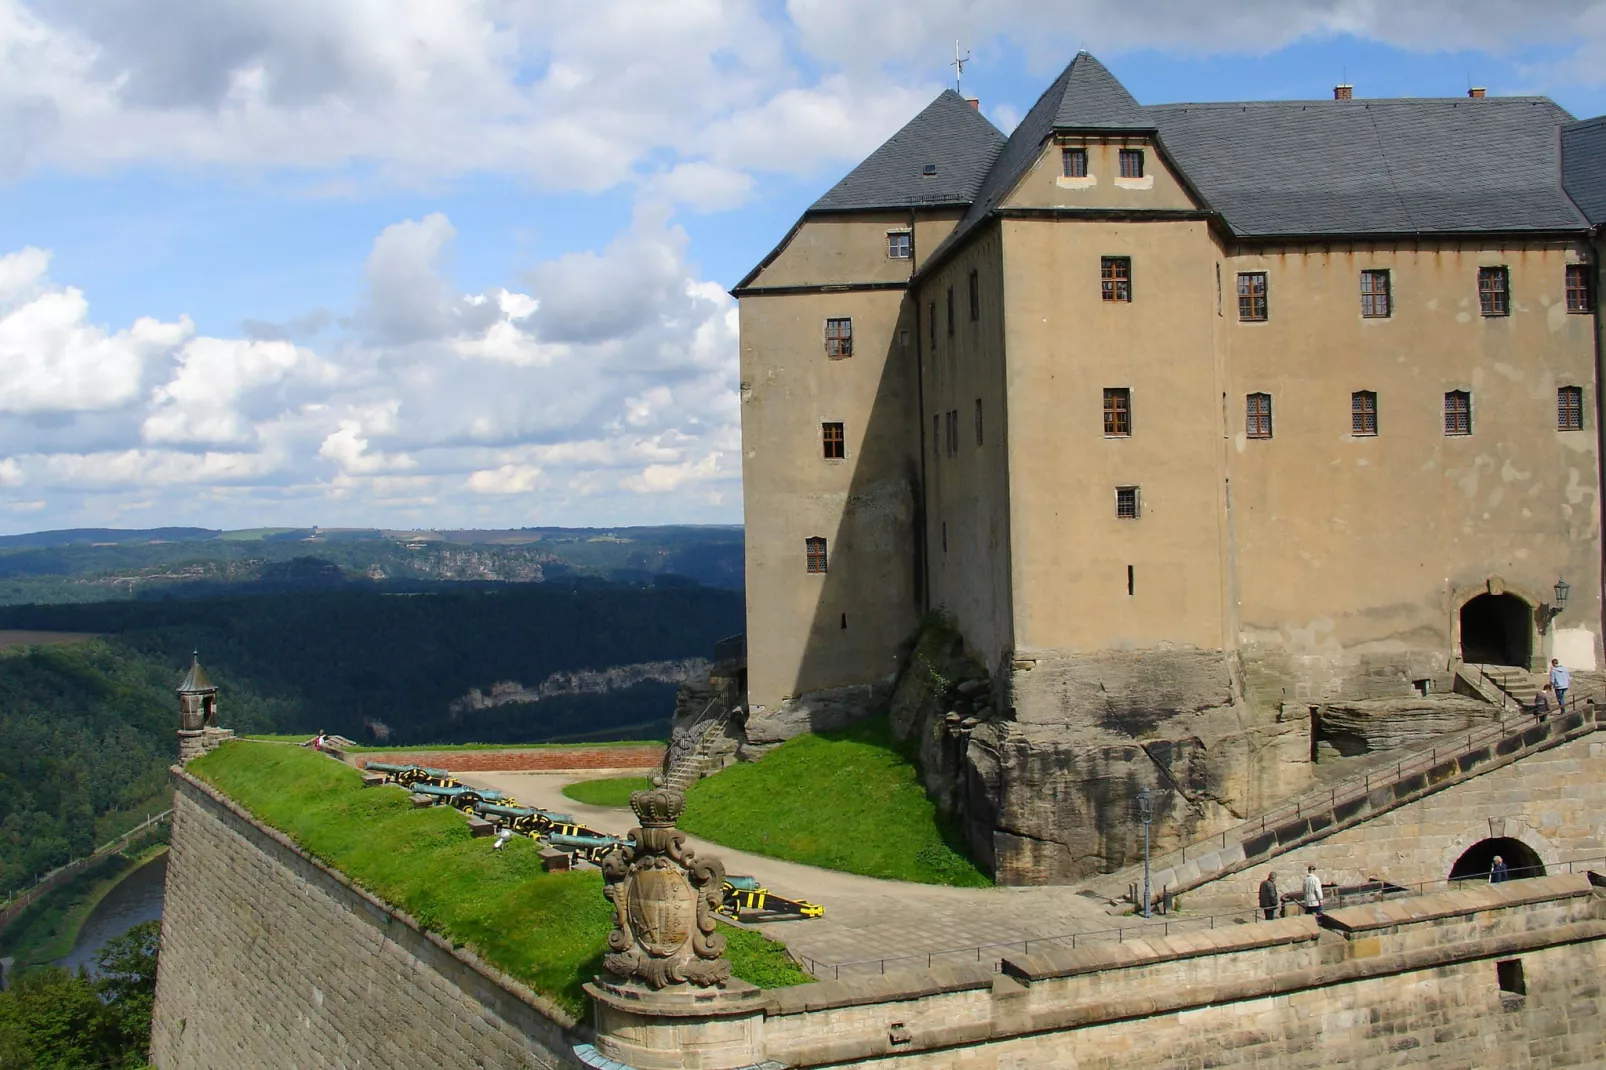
[733,54,1606,882]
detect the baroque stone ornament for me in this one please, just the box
[600,784,731,988]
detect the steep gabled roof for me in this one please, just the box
[1563,115,1606,226]
[811,90,1004,211]
[178,652,215,694]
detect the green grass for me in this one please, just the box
[561,777,655,807]
[680,717,991,887]
[0,841,169,967]
[189,743,806,1016]
[241,737,665,751]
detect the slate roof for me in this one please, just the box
[810,90,1004,211]
[1563,115,1606,225]
[179,652,215,693]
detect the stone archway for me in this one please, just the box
[1459,593,1534,667]
[1448,837,1546,882]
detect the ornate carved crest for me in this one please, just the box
[600,784,731,988]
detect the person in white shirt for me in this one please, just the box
[1302,865,1324,915]
[1550,659,1571,712]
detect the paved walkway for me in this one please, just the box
[460,771,1229,977]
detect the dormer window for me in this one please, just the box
[1062,148,1088,178]
[1118,149,1144,179]
[922,164,938,176]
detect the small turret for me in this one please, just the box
[177,651,230,761]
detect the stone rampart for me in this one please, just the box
[150,769,582,1069]
[355,744,664,773]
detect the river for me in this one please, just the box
[55,854,167,975]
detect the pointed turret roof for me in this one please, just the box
[178,651,215,694]
[811,90,1005,212]
[1051,52,1144,129]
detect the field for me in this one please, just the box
[561,776,655,807]
[0,630,97,649]
[189,743,809,1016]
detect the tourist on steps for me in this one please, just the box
[1550,659,1571,712]
[1302,865,1324,915]
[1533,684,1553,722]
[1258,871,1279,920]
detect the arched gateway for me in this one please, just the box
[1459,593,1534,667]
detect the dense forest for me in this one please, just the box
[0,920,159,1068]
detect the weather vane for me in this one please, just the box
[951,40,971,95]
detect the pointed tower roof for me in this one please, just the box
[178,651,215,694]
[1051,51,1144,129]
[811,90,1005,212]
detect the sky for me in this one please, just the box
[2,1,1605,534]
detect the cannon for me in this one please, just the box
[364,762,459,788]
[472,802,580,835]
[409,784,506,811]
[718,875,824,919]
[544,831,627,862]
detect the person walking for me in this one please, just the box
[1302,865,1324,915]
[1490,855,1510,884]
[1258,871,1279,921]
[1550,658,1571,712]
[1532,684,1553,722]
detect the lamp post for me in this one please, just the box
[1138,786,1153,919]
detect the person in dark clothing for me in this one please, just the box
[1490,855,1510,884]
[1532,684,1553,722]
[1258,871,1279,920]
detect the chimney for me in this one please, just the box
[966,97,980,111]
[1334,84,1353,101]
[1468,87,1486,98]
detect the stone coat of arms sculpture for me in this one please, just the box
[600,783,731,988]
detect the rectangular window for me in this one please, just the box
[1116,486,1140,519]
[1360,269,1392,318]
[1352,390,1378,436]
[1497,959,1526,997]
[946,287,955,336]
[1566,264,1594,313]
[1246,393,1272,439]
[1237,272,1268,321]
[1118,149,1144,178]
[824,317,853,359]
[1478,266,1509,317]
[1444,391,1471,436]
[805,537,828,574]
[974,398,984,446]
[1062,147,1088,178]
[822,421,845,459]
[1103,388,1132,436]
[1559,386,1584,431]
[1101,256,1132,303]
[968,270,980,321]
[887,231,912,260]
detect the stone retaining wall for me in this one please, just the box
[355,745,664,773]
[150,770,582,1070]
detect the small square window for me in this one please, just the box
[805,537,828,574]
[1101,257,1132,303]
[1246,393,1272,439]
[1118,149,1144,179]
[1360,270,1391,318]
[822,421,845,459]
[1352,390,1378,436]
[1237,273,1268,321]
[824,317,853,359]
[1116,486,1140,519]
[1566,264,1594,313]
[921,163,938,176]
[968,270,980,321]
[1497,959,1525,997]
[974,398,983,446]
[888,231,912,260]
[1062,147,1088,178]
[1478,266,1509,317]
[1103,388,1131,436]
[1559,386,1584,431]
[1444,390,1471,436]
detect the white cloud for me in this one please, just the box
[142,336,331,445]
[465,463,543,495]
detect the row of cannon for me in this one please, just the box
[363,762,824,920]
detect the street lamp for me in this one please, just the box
[1138,787,1154,919]
[1554,577,1571,610]
[1539,577,1571,632]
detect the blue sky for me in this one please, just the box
[1,2,1603,533]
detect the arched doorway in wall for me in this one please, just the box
[1459,594,1533,667]
[1448,837,1546,882]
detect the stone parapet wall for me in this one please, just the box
[150,769,581,1070]
[355,745,664,773]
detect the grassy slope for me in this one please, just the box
[243,736,665,751]
[561,777,654,807]
[189,744,806,1016]
[680,718,991,887]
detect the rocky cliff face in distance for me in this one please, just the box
[450,658,711,714]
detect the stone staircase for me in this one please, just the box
[663,702,737,792]
[1462,663,1548,710]
[1088,703,1600,905]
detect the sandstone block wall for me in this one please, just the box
[150,772,580,1070]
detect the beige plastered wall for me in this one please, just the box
[1005,135,1199,212]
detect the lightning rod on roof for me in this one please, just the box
[952,40,971,95]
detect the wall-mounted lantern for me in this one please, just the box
[1538,577,1570,631]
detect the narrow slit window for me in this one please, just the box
[822,421,845,459]
[1360,269,1391,318]
[887,231,912,260]
[805,537,828,574]
[1566,264,1594,313]
[968,270,980,321]
[1237,272,1268,321]
[946,409,959,457]
[1101,257,1132,302]
[929,302,937,349]
[1116,486,1140,519]
[1246,393,1273,439]
[1559,386,1584,431]
[824,317,853,359]
[1478,266,1509,317]
[946,287,955,337]
[974,398,984,446]
[1118,149,1144,178]
[1352,390,1378,436]
[941,521,947,552]
[1062,147,1088,178]
[1127,564,1134,596]
[1103,388,1132,436]
[932,414,941,458]
[1444,391,1471,436]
